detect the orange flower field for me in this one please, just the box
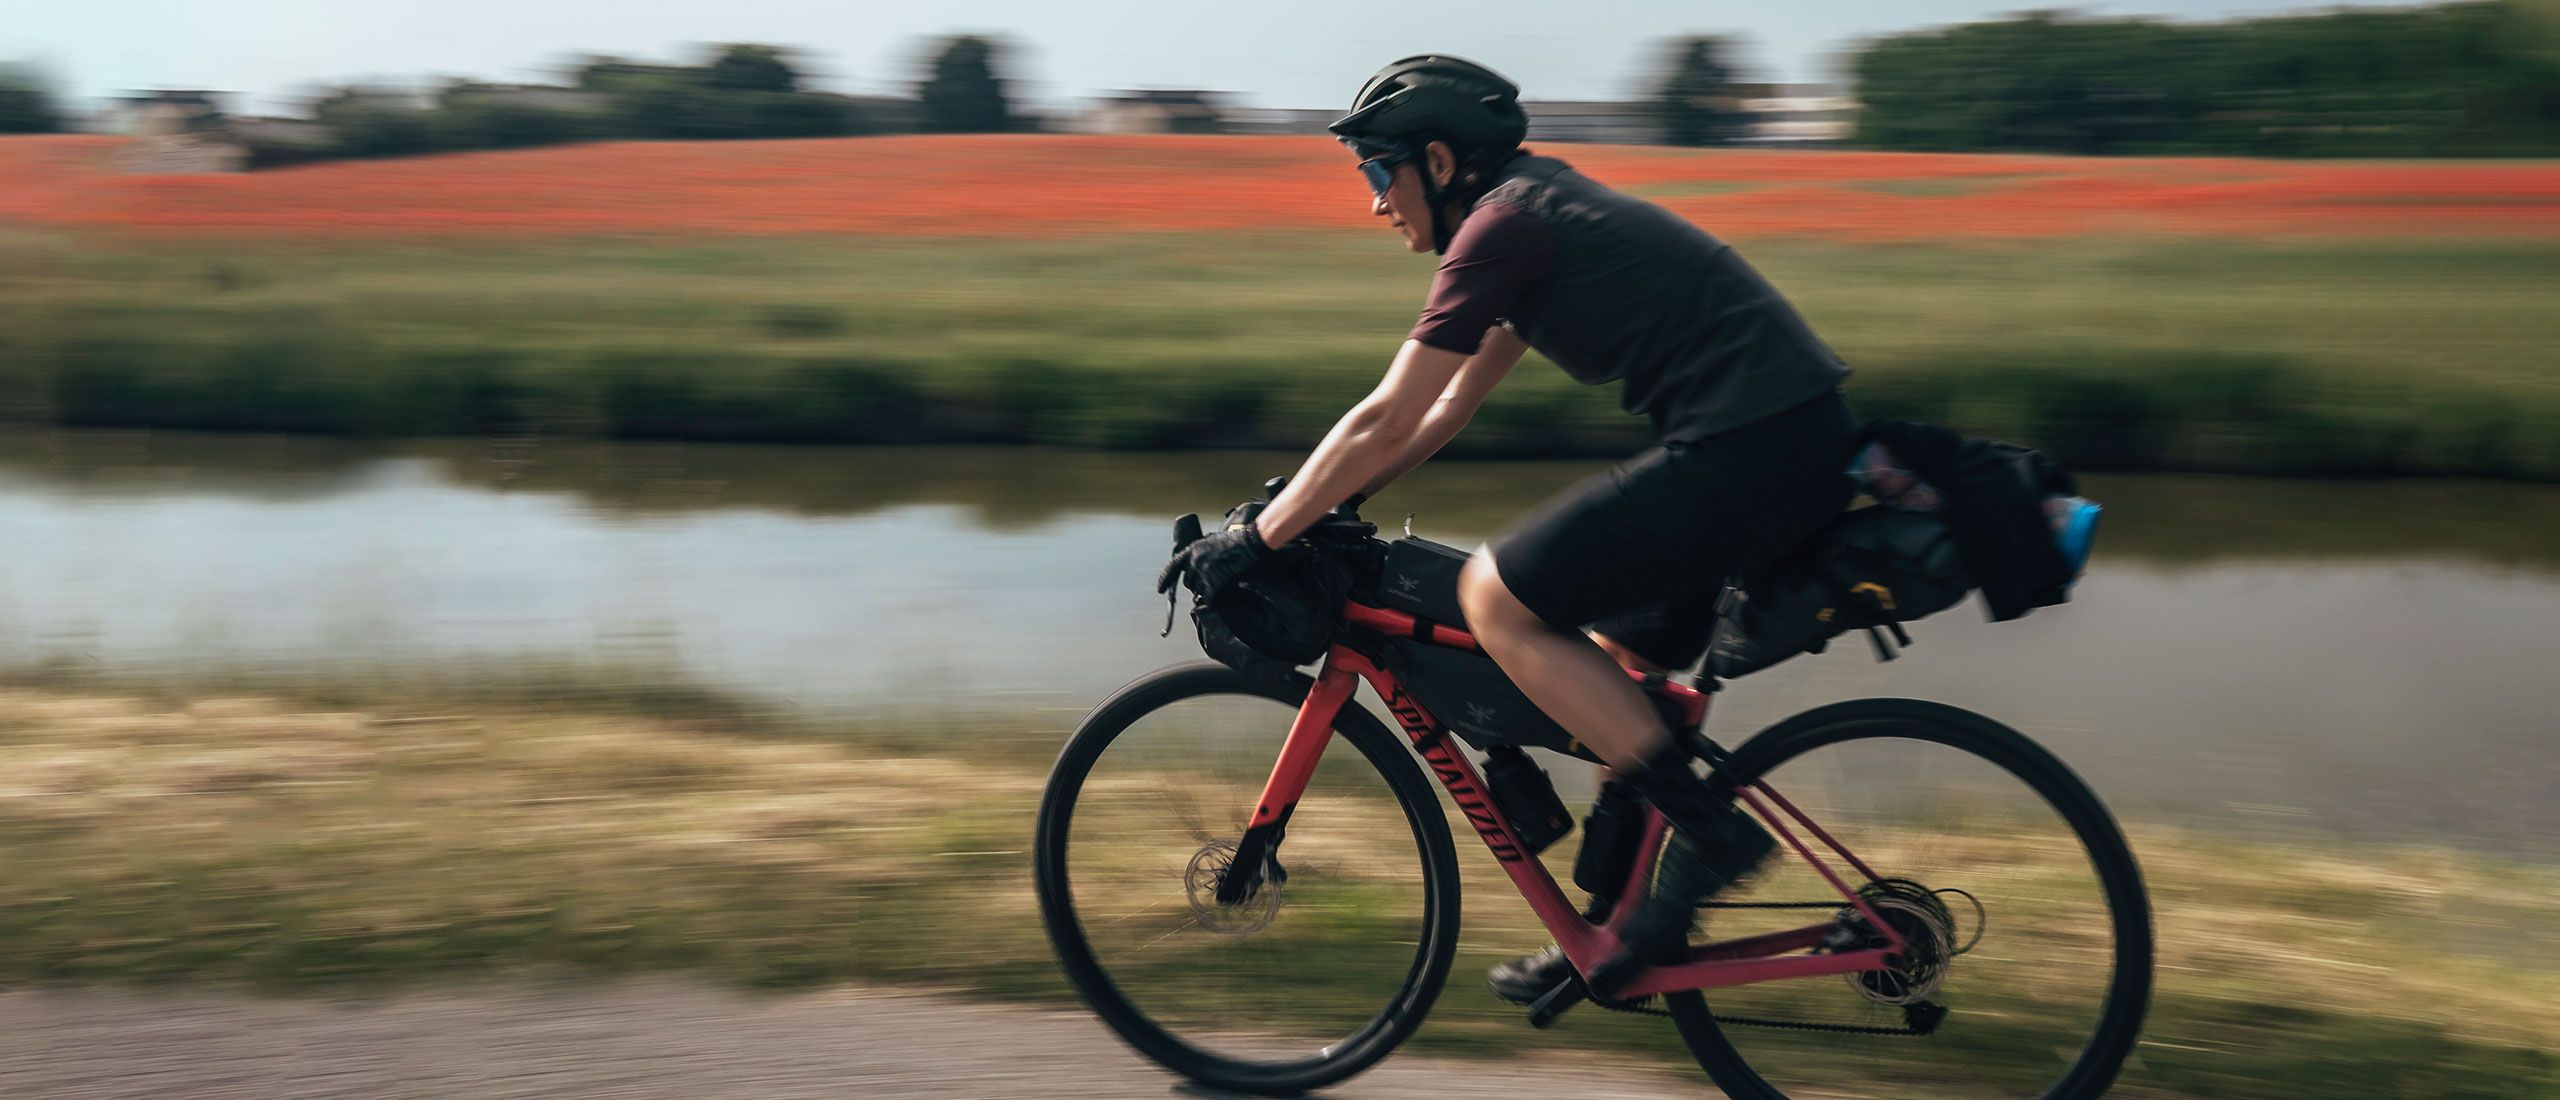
[3,134,2556,241]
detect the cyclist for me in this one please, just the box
[1159,55,1861,999]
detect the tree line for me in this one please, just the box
[0,38,1019,164]
[286,38,1017,166]
[1852,1,2560,156]
[8,3,2555,157]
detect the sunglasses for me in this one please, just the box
[1361,145,1423,198]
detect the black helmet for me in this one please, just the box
[1330,55,1528,152]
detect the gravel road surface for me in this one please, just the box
[0,982,1711,1099]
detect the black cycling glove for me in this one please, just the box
[1156,521,1275,603]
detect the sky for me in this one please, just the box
[22,0,2422,115]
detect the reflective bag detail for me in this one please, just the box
[1376,536,1470,625]
[1706,507,1974,679]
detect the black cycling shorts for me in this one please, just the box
[1490,390,1860,671]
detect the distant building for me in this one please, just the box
[1521,101,1658,145]
[1077,90,1229,135]
[115,91,247,173]
[1226,107,1336,136]
[438,82,614,115]
[1734,83,1856,144]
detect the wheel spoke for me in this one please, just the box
[1666,701,2151,1100]
[1033,665,1460,1095]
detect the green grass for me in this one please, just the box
[0,677,2551,1097]
[0,230,2555,477]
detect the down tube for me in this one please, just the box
[1342,652,1617,965]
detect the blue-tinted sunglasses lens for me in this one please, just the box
[1359,157,1398,196]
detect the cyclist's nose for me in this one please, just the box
[1371,193,1391,218]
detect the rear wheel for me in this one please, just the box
[1033,661,1461,1096]
[1668,698,2152,1100]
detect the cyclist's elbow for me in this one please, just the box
[1348,400,1427,450]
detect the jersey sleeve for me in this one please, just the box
[1407,202,1558,355]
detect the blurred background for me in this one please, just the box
[0,2,2554,1098]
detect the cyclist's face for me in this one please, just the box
[1360,142,1456,254]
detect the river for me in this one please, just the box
[0,431,2551,856]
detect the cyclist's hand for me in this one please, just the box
[1155,521,1275,602]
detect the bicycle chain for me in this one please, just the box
[1589,995,1935,1036]
[1581,896,1937,1036]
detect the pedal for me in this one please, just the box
[1525,976,1587,1029]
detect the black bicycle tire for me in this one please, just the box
[1032,660,1463,1097]
[1666,697,2154,1100]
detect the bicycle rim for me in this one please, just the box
[1668,698,2152,1100]
[1033,662,1459,1096]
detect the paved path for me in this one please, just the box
[0,982,1711,1099]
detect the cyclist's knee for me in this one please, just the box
[1591,632,1672,675]
[1456,549,1534,633]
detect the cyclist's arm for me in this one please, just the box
[1256,338,1470,546]
[1358,324,1526,496]
[1259,205,1551,546]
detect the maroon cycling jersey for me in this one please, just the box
[1408,202,1556,355]
[1404,155,1851,443]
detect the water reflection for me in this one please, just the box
[0,430,2552,855]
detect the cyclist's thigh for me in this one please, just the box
[1490,392,1858,652]
[1590,593,1721,673]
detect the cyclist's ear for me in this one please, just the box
[1427,141,1457,189]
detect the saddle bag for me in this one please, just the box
[1705,506,1974,679]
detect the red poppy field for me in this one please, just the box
[1,133,2552,477]
[3,133,2555,240]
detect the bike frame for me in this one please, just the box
[1234,600,1910,1000]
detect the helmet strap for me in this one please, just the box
[1422,167,1457,254]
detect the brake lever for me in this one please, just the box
[1164,512,1205,638]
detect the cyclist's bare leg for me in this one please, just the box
[1454,551,1670,773]
[1460,549,1775,987]
[1480,626,1671,1002]
[1591,632,1674,674]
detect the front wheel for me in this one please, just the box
[1669,698,2153,1100]
[1033,661,1461,1096]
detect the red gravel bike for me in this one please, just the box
[1034,510,2151,1098]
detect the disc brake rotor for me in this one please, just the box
[1185,840,1282,935]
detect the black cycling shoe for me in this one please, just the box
[1487,943,1574,1005]
[1589,744,1778,997]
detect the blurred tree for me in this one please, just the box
[0,64,64,133]
[1853,1,2560,156]
[705,44,800,94]
[917,36,1014,133]
[312,88,438,158]
[432,83,601,149]
[1652,36,1750,146]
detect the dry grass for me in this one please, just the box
[0,685,2550,1097]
